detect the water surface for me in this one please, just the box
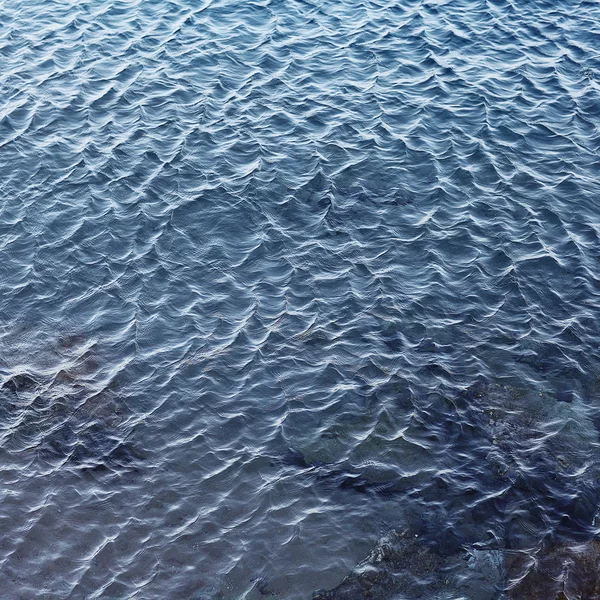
[1,0,600,598]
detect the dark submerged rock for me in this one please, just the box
[312,530,502,600]
[506,540,600,599]
[449,381,600,545]
[313,531,600,599]
[1,357,143,474]
[312,530,444,600]
[312,379,600,599]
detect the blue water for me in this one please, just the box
[0,0,599,598]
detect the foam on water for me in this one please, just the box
[0,0,599,598]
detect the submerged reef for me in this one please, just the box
[507,539,600,599]
[313,531,600,600]
[312,380,600,598]
[0,337,142,474]
[313,529,502,600]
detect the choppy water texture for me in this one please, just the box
[1,0,599,598]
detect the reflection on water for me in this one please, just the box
[0,0,599,597]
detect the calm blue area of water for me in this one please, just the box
[0,0,599,598]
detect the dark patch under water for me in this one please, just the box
[1,0,600,597]
[1,366,143,475]
[311,381,600,598]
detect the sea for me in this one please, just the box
[0,0,599,598]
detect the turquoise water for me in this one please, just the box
[0,0,599,598]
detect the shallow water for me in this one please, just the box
[0,0,599,598]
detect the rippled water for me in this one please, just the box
[1,0,599,598]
